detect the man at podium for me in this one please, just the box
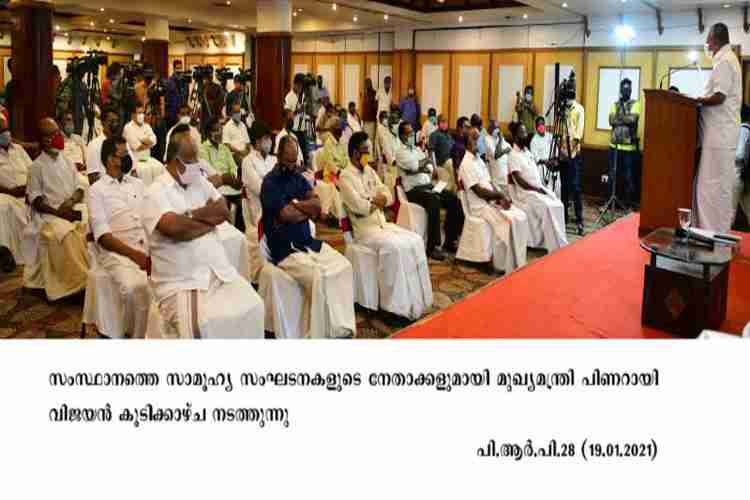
[695,22,742,233]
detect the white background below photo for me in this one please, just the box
[0,341,748,499]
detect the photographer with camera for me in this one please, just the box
[284,73,312,166]
[165,60,185,128]
[515,86,539,135]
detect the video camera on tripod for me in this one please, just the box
[542,66,578,188]
[66,51,107,142]
[192,65,214,82]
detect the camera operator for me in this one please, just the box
[201,67,224,132]
[165,60,184,128]
[284,73,312,166]
[225,75,244,117]
[607,78,640,210]
[558,79,585,236]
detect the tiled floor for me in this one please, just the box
[0,198,623,339]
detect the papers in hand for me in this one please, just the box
[432,181,447,194]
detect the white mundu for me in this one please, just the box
[123,120,157,161]
[696,43,742,233]
[459,150,529,273]
[140,172,264,339]
[339,162,433,320]
[0,143,31,264]
[23,151,89,301]
[88,174,152,338]
[508,145,568,253]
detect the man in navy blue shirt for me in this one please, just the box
[261,135,356,339]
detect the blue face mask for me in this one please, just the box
[407,135,416,148]
[0,131,10,147]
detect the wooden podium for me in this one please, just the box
[639,89,700,235]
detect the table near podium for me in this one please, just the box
[640,229,739,337]
[640,90,700,236]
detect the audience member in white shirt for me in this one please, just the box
[508,122,568,253]
[87,137,152,337]
[347,101,363,133]
[223,103,251,161]
[0,116,31,264]
[242,120,277,281]
[529,116,560,199]
[418,108,438,146]
[140,125,264,339]
[459,127,528,274]
[60,112,86,173]
[484,120,512,188]
[86,107,127,185]
[339,131,433,320]
[123,105,157,162]
[23,118,89,301]
[164,104,201,162]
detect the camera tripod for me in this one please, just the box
[71,69,101,144]
[594,131,629,228]
[188,79,213,136]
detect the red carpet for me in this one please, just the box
[397,214,750,339]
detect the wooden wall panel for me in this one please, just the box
[584,50,655,148]
[450,52,490,128]
[532,50,584,125]
[415,52,451,125]
[338,53,366,113]
[315,53,339,105]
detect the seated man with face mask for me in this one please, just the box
[164,104,201,162]
[0,115,31,265]
[200,117,245,232]
[339,131,433,320]
[123,104,164,186]
[88,137,152,337]
[223,103,251,164]
[140,124,264,339]
[459,127,529,273]
[508,122,568,254]
[313,115,346,222]
[261,135,356,339]
[23,118,89,301]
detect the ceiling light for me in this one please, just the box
[384,14,389,21]
[224,31,229,36]
[188,18,192,23]
[615,24,636,44]
[458,15,463,23]
[89,21,95,27]
[293,11,297,16]
[109,18,115,24]
[55,24,60,31]
[523,13,528,19]
[226,0,231,4]
[141,36,146,42]
[688,51,698,63]
[332,3,337,10]
[723,3,732,7]
[562,2,568,7]
[99,7,104,12]
[353,15,358,22]
[106,36,111,40]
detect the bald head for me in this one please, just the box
[40,117,58,136]
[39,117,61,154]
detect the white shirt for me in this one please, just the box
[419,120,437,145]
[242,148,277,225]
[85,135,135,176]
[222,119,250,152]
[140,172,240,301]
[509,145,543,189]
[377,122,395,165]
[0,143,32,189]
[530,133,553,163]
[81,118,103,145]
[701,44,742,149]
[395,142,432,192]
[62,133,86,166]
[27,151,82,210]
[347,113,363,133]
[339,162,393,238]
[164,124,202,162]
[736,123,750,163]
[376,88,392,115]
[284,90,305,131]
[459,150,499,217]
[88,173,147,249]
[123,121,157,162]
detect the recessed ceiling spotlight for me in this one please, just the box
[55,24,60,31]
[458,15,463,23]
[723,3,732,8]
[353,15,358,22]
[226,0,231,5]
[332,3,337,10]
[562,2,568,7]
[523,13,528,19]
[384,14,389,21]
[106,36,111,40]
[141,36,146,42]
[293,11,297,16]
[188,18,192,23]
[99,7,105,12]
[89,21,95,27]
[224,31,229,36]
[109,18,115,24]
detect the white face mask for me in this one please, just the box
[136,113,145,125]
[177,158,203,186]
[260,138,272,154]
[178,116,191,125]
